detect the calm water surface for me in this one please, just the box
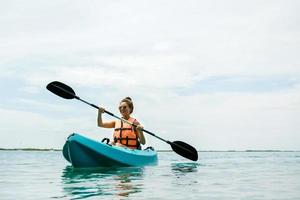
[0,151,300,200]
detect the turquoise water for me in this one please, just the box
[0,151,300,200]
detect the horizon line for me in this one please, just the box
[0,148,299,152]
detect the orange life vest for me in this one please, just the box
[113,117,140,149]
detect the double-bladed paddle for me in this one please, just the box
[46,81,198,161]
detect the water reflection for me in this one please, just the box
[171,162,201,187]
[61,166,144,199]
[171,162,200,175]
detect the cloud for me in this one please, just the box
[0,0,300,150]
[141,86,300,150]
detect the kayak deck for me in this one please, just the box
[63,133,158,168]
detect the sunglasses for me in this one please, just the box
[119,106,128,109]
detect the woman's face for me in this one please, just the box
[119,102,131,117]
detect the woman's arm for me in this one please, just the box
[135,122,146,145]
[137,128,146,145]
[97,107,115,128]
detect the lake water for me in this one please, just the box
[0,150,299,200]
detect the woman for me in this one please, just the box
[97,97,146,149]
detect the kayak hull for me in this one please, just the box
[63,133,158,168]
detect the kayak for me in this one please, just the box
[62,133,158,168]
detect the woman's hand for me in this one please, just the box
[97,106,115,128]
[136,124,144,131]
[98,107,105,114]
[133,121,143,131]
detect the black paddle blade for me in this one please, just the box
[46,81,76,99]
[171,141,198,161]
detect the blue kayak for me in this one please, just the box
[63,133,158,168]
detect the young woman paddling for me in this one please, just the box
[97,97,146,149]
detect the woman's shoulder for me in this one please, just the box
[130,117,140,124]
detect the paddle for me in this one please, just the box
[46,81,198,161]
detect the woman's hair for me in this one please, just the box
[120,97,134,113]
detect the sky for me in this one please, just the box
[0,0,299,150]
